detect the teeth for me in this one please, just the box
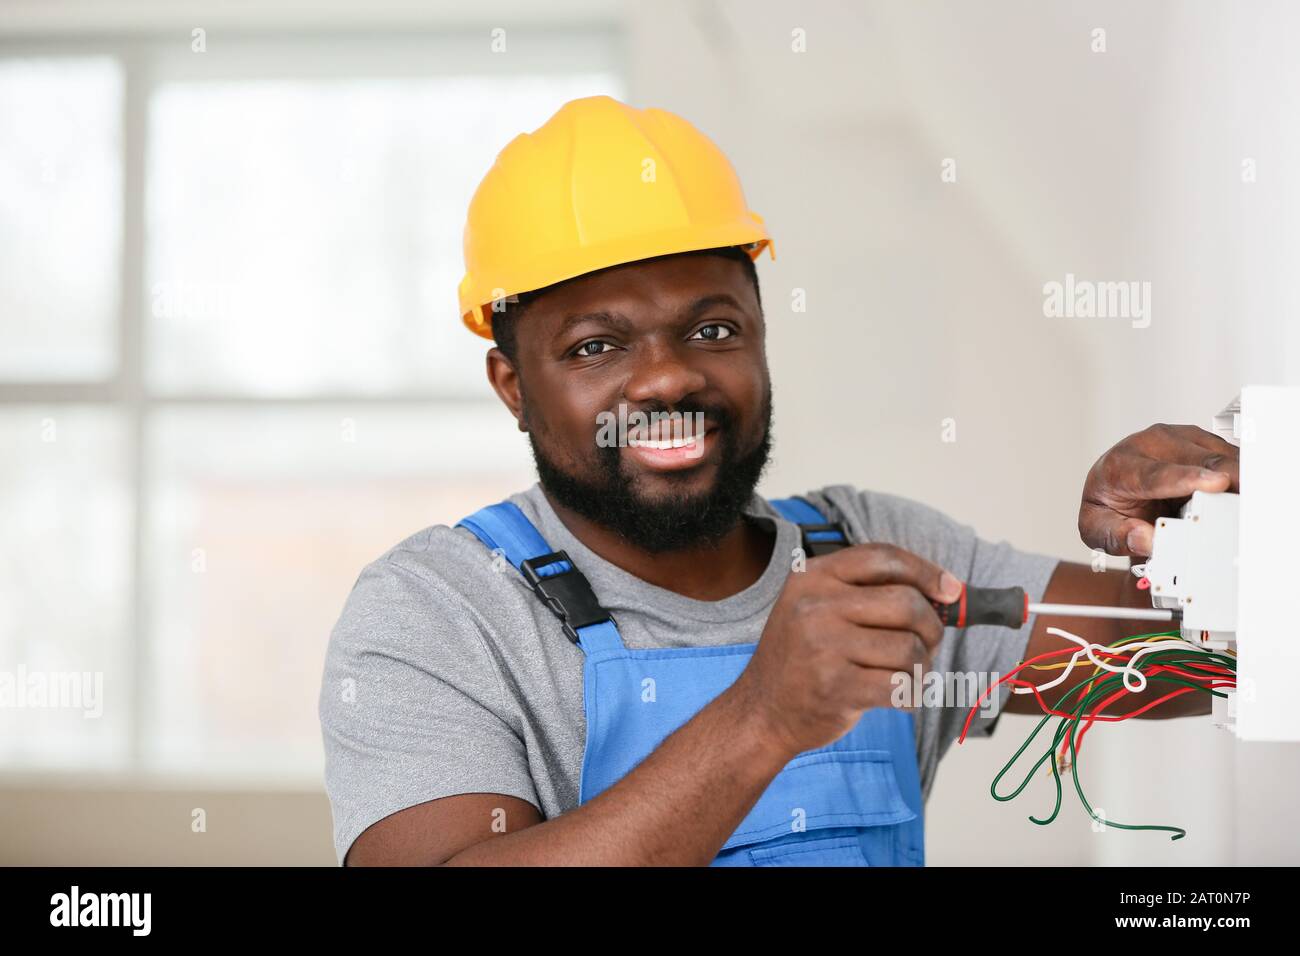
[629,434,701,449]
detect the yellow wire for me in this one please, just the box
[1023,634,1184,672]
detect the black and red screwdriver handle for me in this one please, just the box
[930,583,1028,629]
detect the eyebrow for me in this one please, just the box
[555,310,634,341]
[553,293,750,342]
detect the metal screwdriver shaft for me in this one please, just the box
[1027,602,1176,623]
[930,584,1181,629]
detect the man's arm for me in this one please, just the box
[1009,420,1243,721]
[347,680,796,866]
[1003,561,1212,718]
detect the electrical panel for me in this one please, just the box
[1144,386,1300,741]
[1235,386,1300,741]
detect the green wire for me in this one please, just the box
[1031,658,1232,836]
[1063,673,1211,840]
[999,673,1203,837]
[990,631,1236,841]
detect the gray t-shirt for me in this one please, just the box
[318,482,1060,864]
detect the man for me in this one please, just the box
[319,96,1240,866]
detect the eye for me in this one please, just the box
[691,323,734,342]
[573,340,614,357]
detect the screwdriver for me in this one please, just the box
[931,583,1179,629]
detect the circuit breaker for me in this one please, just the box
[1144,489,1239,731]
[1144,491,1240,649]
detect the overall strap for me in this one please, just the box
[457,502,623,654]
[768,496,853,557]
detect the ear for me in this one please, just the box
[486,347,528,432]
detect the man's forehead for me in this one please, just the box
[533,254,756,328]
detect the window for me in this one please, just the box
[0,56,122,379]
[0,32,623,781]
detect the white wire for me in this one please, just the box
[1010,639,1092,695]
[1011,625,1208,696]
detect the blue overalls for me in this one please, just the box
[457,496,925,866]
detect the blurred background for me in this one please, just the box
[1,0,1297,865]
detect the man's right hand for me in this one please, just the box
[733,543,964,757]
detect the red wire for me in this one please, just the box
[1068,683,1180,758]
[1149,663,1234,681]
[960,647,1236,754]
[1173,659,1236,678]
[1073,677,1235,754]
[1003,675,1231,724]
[958,645,1152,744]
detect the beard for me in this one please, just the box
[527,388,774,554]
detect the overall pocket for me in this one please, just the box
[711,748,919,867]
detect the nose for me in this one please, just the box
[622,340,708,407]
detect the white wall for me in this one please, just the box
[628,0,1300,864]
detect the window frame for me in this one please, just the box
[0,27,623,784]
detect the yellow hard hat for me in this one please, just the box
[458,95,774,340]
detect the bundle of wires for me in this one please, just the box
[958,628,1237,840]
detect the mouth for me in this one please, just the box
[622,426,720,472]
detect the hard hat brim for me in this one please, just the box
[461,228,775,341]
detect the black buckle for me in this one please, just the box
[520,550,614,644]
[799,522,851,557]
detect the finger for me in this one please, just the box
[821,543,963,604]
[1107,457,1232,502]
[1079,501,1156,557]
[1165,423,1239,457]
[842,667,910,713]
[1192,450,1240,491]
[1161,426,1240,490]
[1123,520,1155,558]
[827,626,929,672]
[826,583,945,651]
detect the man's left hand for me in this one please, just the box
[1078,423,1240,558]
